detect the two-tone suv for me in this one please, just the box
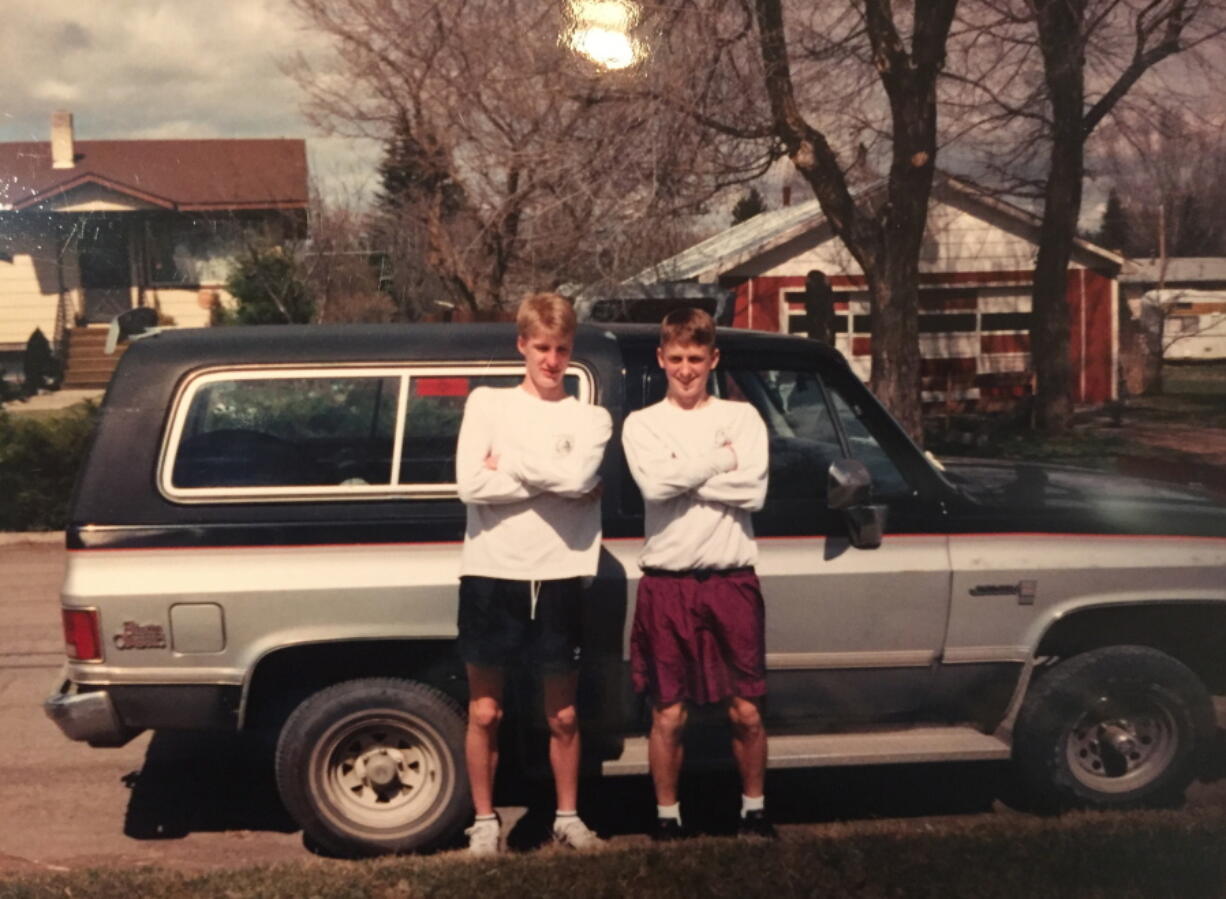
[45,322,1226,856]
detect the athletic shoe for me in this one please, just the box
[651,817,687,842]
[737,809,778,840]
[465,815,501,856]
[553,815,605,850]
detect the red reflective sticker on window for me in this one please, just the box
[414,378,470,397]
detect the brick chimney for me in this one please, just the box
[51,110,75,169]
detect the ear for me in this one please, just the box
[656,345,666,369]
[516,334,528,357]
[710,347,720,369]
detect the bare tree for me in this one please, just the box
[750,0,959,440]
[1098,107,1226,258]
[953,0,1226,431]
[286,0,747,316]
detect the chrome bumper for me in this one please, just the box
[44,674,142,747]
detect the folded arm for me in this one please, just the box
[695,409,769,511]
[622,413,736,502]
[455,390,539,504]
[501,407,613,498]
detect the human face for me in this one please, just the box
[657,339,719,409]
[517,327,573,399]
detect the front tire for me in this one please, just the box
[1013,645,1213,811]
[275,677,469,857]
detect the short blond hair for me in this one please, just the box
[516,293,576,339]
[659,306,716,349]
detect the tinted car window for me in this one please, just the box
[826,387,910,498]
[172,375,399,489]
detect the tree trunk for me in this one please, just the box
[753,0,954,443]
[1030,0,1086,432]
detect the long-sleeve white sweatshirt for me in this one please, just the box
[456,386,612,579]
[622,397,769,571]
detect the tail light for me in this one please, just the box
[62,608,102,662]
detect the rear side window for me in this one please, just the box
[161,366,589,502]
[173,375,399,488]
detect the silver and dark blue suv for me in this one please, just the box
[45,322,1226,855]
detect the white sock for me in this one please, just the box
[741,794,765,817]
[474,813,498,827]
[555,810,578,826]
[657,802,681,823]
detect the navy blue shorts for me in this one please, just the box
[457,576,583,674]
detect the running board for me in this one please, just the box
[601,726,1011,776]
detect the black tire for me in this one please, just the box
[1013,645,1214,811]
[275,677,469,857]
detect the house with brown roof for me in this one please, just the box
[0,111,308,386]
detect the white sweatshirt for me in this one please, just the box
[457,386,613,580]
[622,397,769,571]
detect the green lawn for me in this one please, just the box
[3,811,1224,898]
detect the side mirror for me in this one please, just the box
[826,458,885,549]
[845,503,886,550]
[827,458,871,510]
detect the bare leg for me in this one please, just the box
[648,702,688,806]
[465,664,504,817]
[727,696,767,798]
[543,671,581,811]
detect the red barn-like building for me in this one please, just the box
[635,176,1123,408]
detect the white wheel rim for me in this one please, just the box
[308,709,453,837]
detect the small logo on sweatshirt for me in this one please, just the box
[555,435,574,456]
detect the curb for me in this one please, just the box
[0,531,65,546]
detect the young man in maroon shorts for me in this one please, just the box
[621,306,775,840]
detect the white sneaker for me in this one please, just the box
[465,816,501,856]
[552,815,605,850]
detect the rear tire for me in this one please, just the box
[1013,646,1213,811]
[275,677,468,857]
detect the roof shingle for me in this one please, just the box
[0,138,308,211]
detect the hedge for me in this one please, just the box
[0,402,99,531]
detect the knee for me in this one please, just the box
[653,703,688,738]
[728,698,763,735]
[547,704,578,737]
[469,697,503,732]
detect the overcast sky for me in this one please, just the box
[0,0,379,198]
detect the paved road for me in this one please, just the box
[2,541,1223,873]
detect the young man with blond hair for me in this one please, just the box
[455,292,612,854]
[622,306,775,840]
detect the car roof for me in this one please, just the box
[116,322,845,369]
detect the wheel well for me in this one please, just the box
[242,640,467,732]
[1036,603,1226,694]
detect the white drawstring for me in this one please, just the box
[530,579,542,620]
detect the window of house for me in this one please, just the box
[147,216,242,286]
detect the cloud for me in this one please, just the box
[0,0,376,198]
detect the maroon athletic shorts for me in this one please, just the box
[630,567,766,706]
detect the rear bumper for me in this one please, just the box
[43,674,142,747]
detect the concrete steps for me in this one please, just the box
[602,726,1011,776]
[62,328,125,389]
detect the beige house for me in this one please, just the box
[0,112,308,385]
